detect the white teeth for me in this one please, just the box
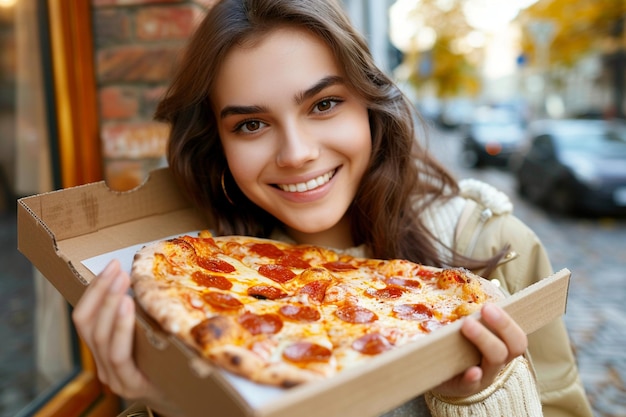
[277,170,336,193]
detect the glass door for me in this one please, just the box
[2,0,120,415]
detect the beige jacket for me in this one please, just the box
[420,179,593,417]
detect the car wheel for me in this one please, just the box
[460,149,480,168]
[548,185,575,214]
[517,180,528,197]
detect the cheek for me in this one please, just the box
[222,141,269,185]
[333,111,372,163]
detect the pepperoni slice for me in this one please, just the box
[196,257,236,274]
[169,237,196,253]
[250,243,284,259]
[296,280,330,303]
[238,312,283,335]
[192,237,219,253]
[322,261,357,272]
[258,264,296,283]
[365,285,405,299]
[436,269,467,289]
[335,305,378,324]
[203,292,243,310]
[352,333,392,355]
[279,304,321,322]
[247,285,287,300]
[386,277,422,289]
[277,254,311,269]
[283,342,332,363]
[420,320,443,333]
[154,252,180,276]
[196,236,217,246]
[393,303,433,321]
[192,271,232,290]
[416,268,436,279]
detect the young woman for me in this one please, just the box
[73,1,593,416]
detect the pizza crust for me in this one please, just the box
[132,243,208,338]
[209,346,328,388]
[476,275,504,302]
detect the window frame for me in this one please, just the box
[21,1,121,415]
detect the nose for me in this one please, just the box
[275,122,320,168]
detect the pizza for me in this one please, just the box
[130,231,502,388]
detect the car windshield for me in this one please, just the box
[474,122,522,137]
[553,125,626,156]
[475,120,521,128]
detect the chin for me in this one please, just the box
[283,213,348,239]
[287,222,336,235]
[271,204,351,237]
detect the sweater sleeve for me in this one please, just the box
[424,356,543,417]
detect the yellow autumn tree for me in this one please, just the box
[517,0,625,67]
[397,0,482,98]
[517,0,625,116]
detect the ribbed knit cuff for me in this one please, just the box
[424,356,543,416]
[117,402,154,417]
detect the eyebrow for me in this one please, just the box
[295,75,345,105]
[219,104,267,119]
[219,75,345,119]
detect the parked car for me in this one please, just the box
[512,119,626,215]
[436,98,474,130]
[460,108,526,168]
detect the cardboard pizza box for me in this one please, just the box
[17,167,572,417]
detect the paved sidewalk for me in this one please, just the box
[0,211,37,417]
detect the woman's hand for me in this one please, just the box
[72,260,179,415]
[431,303,528,398]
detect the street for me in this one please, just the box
[426,125,626,417]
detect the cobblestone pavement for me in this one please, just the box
[430,126,626,417]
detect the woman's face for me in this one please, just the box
[212,27,372,248]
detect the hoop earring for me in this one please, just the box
[221,169,235,205]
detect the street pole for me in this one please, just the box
[528,19,556,118]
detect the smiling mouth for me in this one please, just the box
[276,169,337,193]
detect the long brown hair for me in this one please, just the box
[155,0,502,271]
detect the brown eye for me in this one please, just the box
[243,120,261,132]
[234,119,266,134]
[313,98,342,114]
[316,100,332,112]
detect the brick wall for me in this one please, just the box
[91,0,217,190]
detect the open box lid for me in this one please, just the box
[17,168,571,417]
